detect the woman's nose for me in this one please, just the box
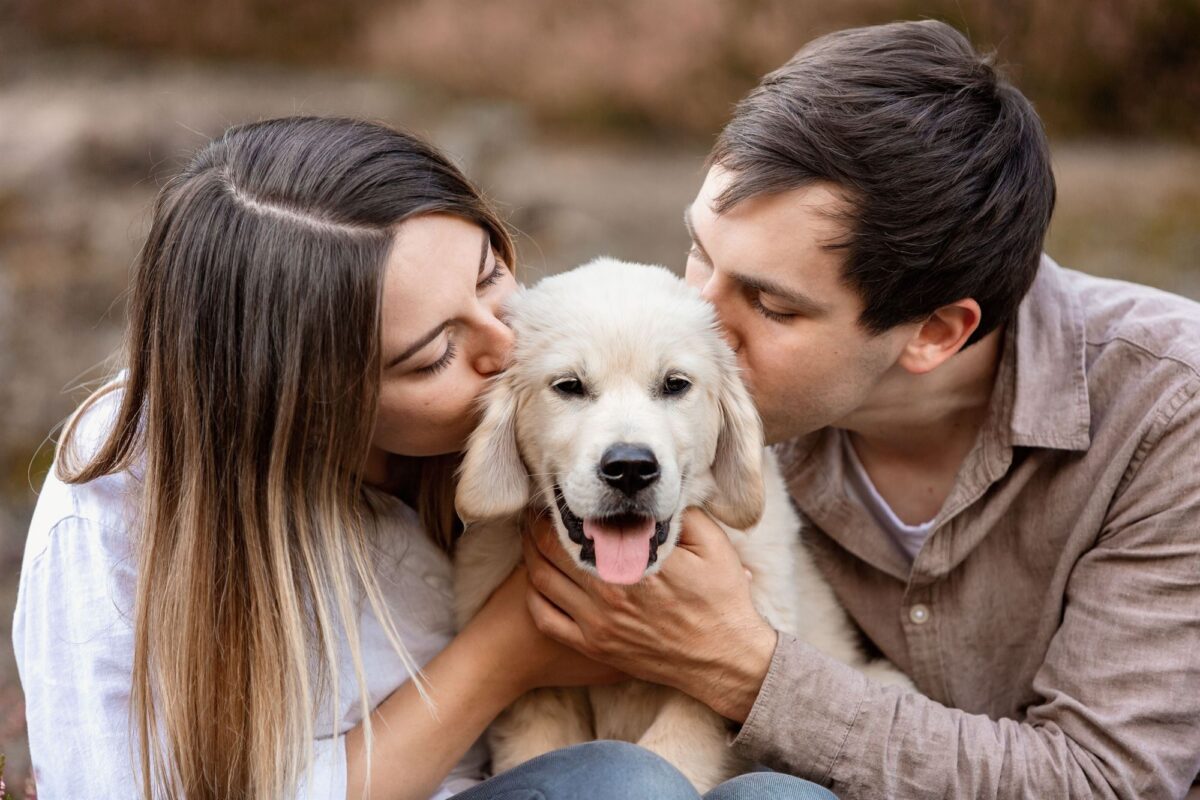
[472,313,515,376]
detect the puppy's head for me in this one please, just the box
[456,258,764,583]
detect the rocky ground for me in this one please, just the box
[1,45,1197,790]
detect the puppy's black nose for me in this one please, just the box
[599,443,660,496]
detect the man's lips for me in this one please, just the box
[553,484,670,573]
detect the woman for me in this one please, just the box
[13,117,835,800]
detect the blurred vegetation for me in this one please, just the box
[14,0,1200,141]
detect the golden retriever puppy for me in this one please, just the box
[455,258,910,791]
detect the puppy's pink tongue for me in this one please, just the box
[584,517,655,584]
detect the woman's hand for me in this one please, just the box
[464,560,626,695]
[522,507,777,722]
[345,545,623,800]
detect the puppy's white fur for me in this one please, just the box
[454,259,911,791]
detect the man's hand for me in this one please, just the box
[522,507,778,722]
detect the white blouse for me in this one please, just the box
[12,384,485,798]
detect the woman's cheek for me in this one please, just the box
[423,369,484,428]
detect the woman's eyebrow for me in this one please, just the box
[476,229,490,277]
[386,322,447,370]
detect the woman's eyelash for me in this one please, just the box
[750,294,794,323]
[415,340,457,375]
[477,260,506,289]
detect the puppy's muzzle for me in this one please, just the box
[599,443,660,496]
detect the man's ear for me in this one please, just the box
[708,366,766,531]
[455,378,530,523]
[898,299,982,374]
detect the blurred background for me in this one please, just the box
[0,0,1197,789]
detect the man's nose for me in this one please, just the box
[473,314,514,376]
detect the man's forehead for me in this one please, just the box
[689,167,853,298]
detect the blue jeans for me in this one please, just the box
[451,740,838,800]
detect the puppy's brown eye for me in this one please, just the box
[552,377,586,397]
[663,375,691,397]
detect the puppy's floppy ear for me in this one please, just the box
[708,367,766,530]
[455,377,530,523]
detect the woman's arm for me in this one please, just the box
[344,564,621,800]
[14,515,145,798]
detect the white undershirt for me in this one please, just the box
[839,430,937,562]
[13,382,485,799]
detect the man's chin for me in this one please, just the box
[761,415,799,445]
[762,413,825,446]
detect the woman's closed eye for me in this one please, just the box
[415,339,458,376]
[477,257,507,291]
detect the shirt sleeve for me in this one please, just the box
[13,515,350,799]
[729,390,1200,800]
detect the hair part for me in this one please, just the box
[57,116,514,799]
[709,19,1056,346]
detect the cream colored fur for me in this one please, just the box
[454,259,912,791]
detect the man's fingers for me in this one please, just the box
[675,507,730,557]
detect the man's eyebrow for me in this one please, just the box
[730,271,829,317]
[385,231,490,370]
[684,206,829,318]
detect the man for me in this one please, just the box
[524,19,1200,800]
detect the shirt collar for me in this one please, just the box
[1007,255,1092,452]
[774,255,1092,581]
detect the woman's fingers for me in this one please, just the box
[525,579,588,653]
[522,532,595,623]
[524,512,583,574]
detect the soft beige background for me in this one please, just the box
[1,1,1197,791]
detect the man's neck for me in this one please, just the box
[840,327,1004,523]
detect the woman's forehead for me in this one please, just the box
[380,214,488,352]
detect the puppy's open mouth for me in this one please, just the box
[554,485,670,585]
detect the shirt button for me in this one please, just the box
[423,573,451,593]
[909,604,931,625]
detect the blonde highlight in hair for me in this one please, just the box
[56,117,515,799]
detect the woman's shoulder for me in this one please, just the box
[362,484,456,595]
[362,485,438,565]
[24,379,141,568]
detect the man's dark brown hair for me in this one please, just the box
[710,20,1056,346]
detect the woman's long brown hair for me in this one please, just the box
[55,117,515,799]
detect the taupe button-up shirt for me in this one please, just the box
[731,258,1200,799]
